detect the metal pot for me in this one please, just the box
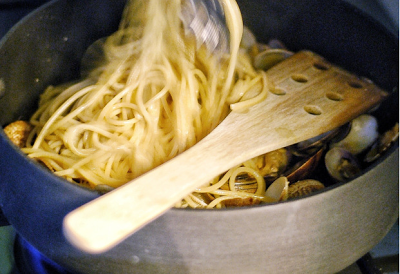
[0,0,398,273]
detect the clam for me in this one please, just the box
[253,39,289,59]
[266,39,288,50]
[94,184,115,194]
[283,127,347,183]
[3,120,32,148]
[265,176,290,202]
[240,26,258,52]
[284,147,324,183]
[287,179,325,199]
[325,147,361,182]
[365,122,399,163]
[223,196,262,207]
[290,125,347,157]
[253,48,294,70]
[180,192,214,208]
[330,114,379,155]
[256,148,291,182]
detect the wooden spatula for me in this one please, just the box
[63,50,388,253]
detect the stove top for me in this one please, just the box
[13,235,76,274]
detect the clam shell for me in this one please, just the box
[3,120,32,148]
[265,176,289,202]
[240,26,257,51]
[94,184,115,194]
[284,147,324,183]
[287,179,325,199]
[253,49,293,70]
[223,197,261,207]
[292,125,348,157]
[365,122,399,162]
[325,147,361,182]
[257,148,291,182]
[330,114,379,155]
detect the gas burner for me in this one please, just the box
[13,235,76,274]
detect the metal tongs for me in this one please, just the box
[180,0,229,54]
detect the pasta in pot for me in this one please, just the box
[20,0,277,208]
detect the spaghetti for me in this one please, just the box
[22,0,282,208]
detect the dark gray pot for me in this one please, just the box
[0,0,398,273]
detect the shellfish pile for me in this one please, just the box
[235,27,399,205]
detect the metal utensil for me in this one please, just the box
[180,0,229,54]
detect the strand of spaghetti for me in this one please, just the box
[22,150,76,166]
[184,70,202,136]
[63,124,120,156]
[32,85,96,149]
[183,194,208,208]
[47,79,96,114]
[109,151,129,177]
[228,166,266,194]
[41,158,66,174]
[209,190,274,203]
[236,51,258,78]
[97,80,141,122]
[48,139,63,152]
[195,168,235,193]
[230,70,269,112]
[104,102,142,126]
[73,165,126,187]
[57,149,126,179]
[30,80,93,126]
[212,0,243,126]
[206,196,241,209]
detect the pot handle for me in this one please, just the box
[0,207,10,226]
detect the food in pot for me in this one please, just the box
[329,114,379,155]
[365,122,399,162]
[325,147,362,182]
[3,0,397,209]
[287,179,325,199]
[3,120,32,148]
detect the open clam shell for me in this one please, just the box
[287,179,325,199]
[330,114,379,155]
[284,147,324,183]
[325,147,362,182]
[265,176,289,202]
[253,48,293,70]
[365,122,399,163]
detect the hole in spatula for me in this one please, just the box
[313,62,330,71]
[0,79,5,99]
[326,91,344,101]
[304,105,322,115]
[347,80,363,89]
[291,74,308,83]
[270,87,286,95]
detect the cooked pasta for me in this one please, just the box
[22,0,283,208]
